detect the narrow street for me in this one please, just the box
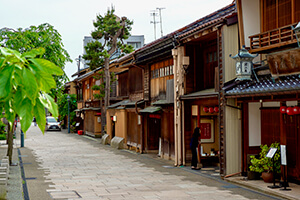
[19,125,280,200]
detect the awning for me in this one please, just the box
[139,106,162,113]
[152,100,171,105]
[123,100,144,107]
[108,99,130,109]
[180,88,218,100]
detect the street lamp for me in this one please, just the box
[67,95,71,133]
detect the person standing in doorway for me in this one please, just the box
[190,127,201,170]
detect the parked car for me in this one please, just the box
[46,116,61,131]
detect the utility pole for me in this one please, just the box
[156,7,165,37]
[150,10,158,40]
[75,55,82,77]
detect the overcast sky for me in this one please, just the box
[1,0,233,80]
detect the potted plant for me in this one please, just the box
[249,142,281,183]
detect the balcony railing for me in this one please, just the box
[249,23,298,53]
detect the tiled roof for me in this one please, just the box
[224,74,300,97]
[115,2,236,65]
[175,3,236,39]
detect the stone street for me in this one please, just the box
[19,125,280,200]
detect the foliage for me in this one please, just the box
[83,7,134,70]
[0,120,6,140]
[57,94,77,123]
[249,142,281,173]
[0,47,63,133]
[91,71,117,100]
[83,7,133,134]
[0,23,72,97]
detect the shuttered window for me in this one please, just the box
[262,0,298,32]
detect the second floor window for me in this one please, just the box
[262,0,300,32]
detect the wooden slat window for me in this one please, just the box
[262,0,298,32]
[295,0,300,22]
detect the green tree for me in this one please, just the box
[57,94,77,127]
[0,23,72,97]
[0,47,63,164]
[83,7,133,133]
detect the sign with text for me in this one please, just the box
[280,145,287,165]
[266,147,277,158]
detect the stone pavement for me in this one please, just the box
[4,124,300,200]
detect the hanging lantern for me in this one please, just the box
[293,106,300,115]
[203,107,209,113]
[214,106,219,113]
[286,107,294,115]
[280,106,287,114]
[209,107,214,113]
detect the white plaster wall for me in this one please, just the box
[225,99,242,175]
[263,102,280,107]
[248,102,261,146]
[241,0,260,48]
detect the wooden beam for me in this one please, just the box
[236,0,245,48]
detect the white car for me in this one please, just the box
[46,117,61,131]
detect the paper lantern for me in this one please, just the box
[280,106,287,114]
[214,107,219,113]
[293,106,300,115]
[286,107,294,115]
[203,107,209,113]
[209,107,214,113]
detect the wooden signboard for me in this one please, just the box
[267,48,300,77]
[200,118,214,143]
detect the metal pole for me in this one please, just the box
[157,7,165,37]
[68,98,70,133]
[21,129,24,147]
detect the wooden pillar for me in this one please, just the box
[280,102,287,181]
[172,48,179,166]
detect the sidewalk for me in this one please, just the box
[226,176,300,200]
[0,140,23,200]
[2,125,300,200]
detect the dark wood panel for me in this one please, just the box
[261,108,281,145]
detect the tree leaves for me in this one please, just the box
[33,98,46,133]
[29,58,64,76]
[0,46,61,134]
[23,67,38,100]
[0,65,14,99]
[19,98,33,133]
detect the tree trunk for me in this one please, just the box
[103,57,110,134]
[6,124,13,165]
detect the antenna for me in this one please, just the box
[150,10,158,40]
[156,7,165,37]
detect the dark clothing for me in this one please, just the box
[191,127,201,168]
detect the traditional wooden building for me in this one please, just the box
[223,0,300,181]
[73,68,102,137]
[135,37,175,158]
[106,54,145,150]
[172,3,238,172]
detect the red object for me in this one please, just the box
[209,107,214,113]
[286,107,294,115]
[214,106,219,113]
[149,114,161,119]
[203,107,209,113]
[96,112,101,116]
[292,106,300,115]
[200,123,211,139]
[280,106,287,114]
[78,130,83,135]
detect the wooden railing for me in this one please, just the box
[249,23,298,53]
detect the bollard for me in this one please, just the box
[21,129,24,147]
